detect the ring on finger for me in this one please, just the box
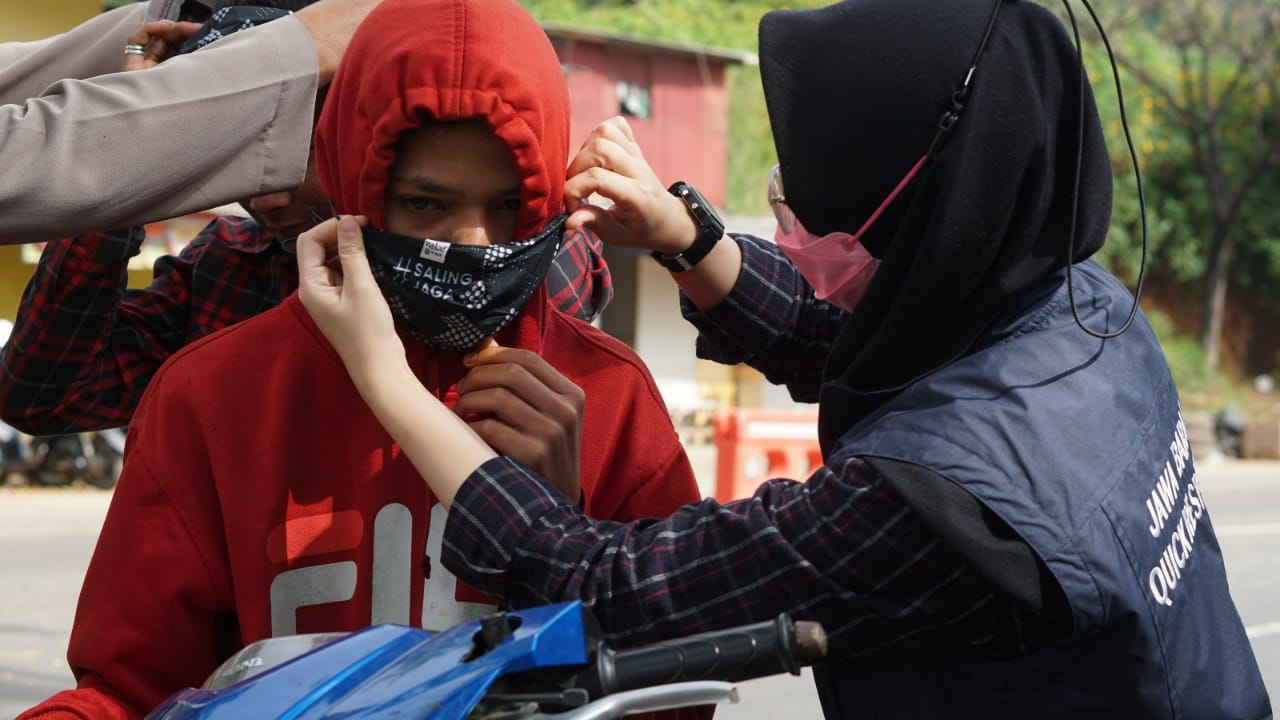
[124,44,146,56]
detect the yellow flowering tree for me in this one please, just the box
[1093,0,1280,372]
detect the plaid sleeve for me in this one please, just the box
[679,234,847,402]
[0,229,202,434]
[546,226,613,322]
[443,453,1049,659]
[0,230,144,433]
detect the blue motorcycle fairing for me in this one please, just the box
[146,601,592,719]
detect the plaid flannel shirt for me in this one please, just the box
[442,234,1055,661]
[0,216,611,434]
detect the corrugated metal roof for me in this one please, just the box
[541,21,758,66]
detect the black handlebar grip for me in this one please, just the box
[582,614,828,697]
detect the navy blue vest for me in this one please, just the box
[814,261,1270,719]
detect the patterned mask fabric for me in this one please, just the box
[363,216,565,352]
[178,6,293,54]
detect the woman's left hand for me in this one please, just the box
[297,215,405,378]
[563,116,698,257]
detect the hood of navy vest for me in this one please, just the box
[314,0,571,239]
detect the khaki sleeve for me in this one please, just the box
[0,14,318,245]
[0,4,147,104]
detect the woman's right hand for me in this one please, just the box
[300,216,497,509]
[296,215,406,380]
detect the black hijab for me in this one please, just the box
[759,0,1113,453]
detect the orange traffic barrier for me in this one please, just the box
[713,408,822,502]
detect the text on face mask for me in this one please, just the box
[391,257,477,301]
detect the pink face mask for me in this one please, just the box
[774,217,880,312]
[767,154,926,313]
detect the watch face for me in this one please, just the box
[651,182,723,272]
[673,182,724,232]
[696,190,725,226]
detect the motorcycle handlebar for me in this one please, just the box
[578,614,827,698]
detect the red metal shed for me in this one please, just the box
[543,23,757,208]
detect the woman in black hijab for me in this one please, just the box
[299,0,1271,717]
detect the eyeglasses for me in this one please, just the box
[768,157,928,244]
[767,164,795,235]
[765,0,1003,243]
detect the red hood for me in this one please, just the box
[314,0,570,238]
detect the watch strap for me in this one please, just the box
[652,181,725,272]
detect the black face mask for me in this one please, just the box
[363,216,565,352]
[178,6,293,54]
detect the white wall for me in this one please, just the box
[633,258,706,412]
[628,213,817,413]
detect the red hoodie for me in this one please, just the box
[314,0,569,238]
[21,1,705,718]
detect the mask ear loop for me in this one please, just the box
[1060,0,1149,339]
[307,199,340,227]
[925,0,1003,161]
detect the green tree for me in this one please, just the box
[1095,1,1280,371]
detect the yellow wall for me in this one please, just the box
[1,2,154,322]
[0,247,155,323]
[0,1,105,41]
[0,247,34,322]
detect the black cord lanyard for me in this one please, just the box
[1060,0,1150,339]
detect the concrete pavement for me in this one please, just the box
[2,459,1277,719]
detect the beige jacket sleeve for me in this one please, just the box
[0,7,318,245]
[0,4,148,103]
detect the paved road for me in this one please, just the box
[2,460,1277,719]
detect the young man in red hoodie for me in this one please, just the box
[19,1,705,718]
[0,4,611,437]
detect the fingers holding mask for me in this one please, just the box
[565,116,651,182]
[296,216,341,296]
[566,118,663,231]
[296,216,403,373]
[456,343,585,504]
[564,116,700,256]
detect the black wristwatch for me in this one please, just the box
[652,181,725,272]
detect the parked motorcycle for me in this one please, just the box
[0,417,32,486]
[26,427,126,489]
[1214,408,1246,459]
[146,601,827,719]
